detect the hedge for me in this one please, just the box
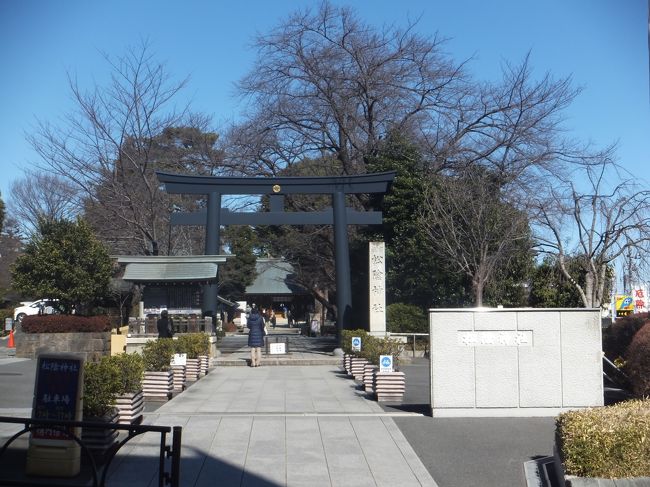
[556,399,650,478]
[21,315,111,333]
[624,322,650,398]
[603,313,650,361]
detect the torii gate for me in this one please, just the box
[156,171,395,342]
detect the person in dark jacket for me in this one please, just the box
[247,305,265,367]
[157,310,174,338]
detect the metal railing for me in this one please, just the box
[0,416,181,487]
[387,332,429,358]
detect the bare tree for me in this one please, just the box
[532,158,650,308]
[227,2,596,313]
[8,171,79,235]
[420,168,531,306]
[229,1,467,176]
[28,42,226,255]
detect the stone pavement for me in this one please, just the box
[109,365,438,487]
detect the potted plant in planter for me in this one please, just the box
[175,334,209,381]
[341,329,369,377]
[82,356,120,455]
[141,338,175,400]
[370,337,406,402]
[108,353,145,424]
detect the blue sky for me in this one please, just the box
[0,0,648,206]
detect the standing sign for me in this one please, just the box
[4,318,12,331]
[379,355,393,373]
[351,336,361,352]
[27,354,84,477]
[269,342,287,354]
[172,353,187,366]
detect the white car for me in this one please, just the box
[13,299,62,323]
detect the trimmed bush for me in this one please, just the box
[556,399,650,478]
[21,315,111,333]
[142,338,175,372]
[603,313,650,361]
[83,356,120,417]
[624,322,650,397]
[359,335,404,368]
[107,353,144,395]
[341,329,369,355]
[175,333,210,359]
[387,303,427,334]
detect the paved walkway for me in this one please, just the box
[110,365,438,487]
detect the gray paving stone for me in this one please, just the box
[117,365,438,486]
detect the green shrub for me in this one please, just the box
[83,356,120,418]
[141,338,175,372]
[603,313,650,361]
[107,353,144,394]
[175,333,210,359]
[341,329,369,355]
[22,315,111,333]
[359,335,404,368]
[556,399,650,478]
[624,322,650,398]
[386,303,427,334]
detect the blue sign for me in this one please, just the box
[379,355,393,373]
[351,337,361,352]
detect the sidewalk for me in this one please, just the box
[109,365,438,487]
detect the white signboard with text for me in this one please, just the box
[369,242,386,334]
[269,342,286,355]
[172,353,187,366]
[351,336,361,352]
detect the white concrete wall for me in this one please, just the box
[429,309,603,417]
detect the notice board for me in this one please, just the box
[31,354,84,445]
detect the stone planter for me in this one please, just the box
[344,354,353,375]
[15,331,110,361]
[82,409,119,455]
[363,365,379,393]
[350,357,369,381]
[373,371,406,402]
[143,370,173,401]
[198,355,209,376]
[171,365,186,392]
[115,391,144,424]
[185,358,200,382]
[342,353,349,373]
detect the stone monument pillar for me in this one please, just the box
[368,241,387,336]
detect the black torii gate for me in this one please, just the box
[156,171,395,342]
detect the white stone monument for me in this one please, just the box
[369,242,386,336]
[429,308,604,417]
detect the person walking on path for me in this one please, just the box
[157,310,174,338]
[247,305,265,367]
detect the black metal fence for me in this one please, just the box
[0,416,181,487]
